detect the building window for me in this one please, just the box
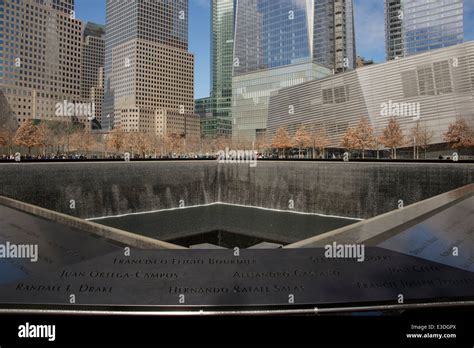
[401,70,419,98]
[433,60,452,95]
[322,88,333,104]
[417,65,435,96]
[334,86,348,104]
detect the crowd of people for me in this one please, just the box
[0,151,469,161]
[0,153,222,161]
[0,153,94,160]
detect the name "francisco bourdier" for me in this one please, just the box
[113,257,256,265]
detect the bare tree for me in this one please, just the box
[107,127,125,154]
[352,117,376,159]
[294,125,311,158]
[166,133,184,156]
[271,127,292,158]
[341,127,358,155]
[254,137,268,155]
[143,132,162,158]
[14,120,44,154]
[0,128,14,155]
[443,117,474,155]
[36,123,51,156]
[70,128,95,155]
[232,137,253,152]
[374,132,384,159]
[212,136,228,153]
[201,136,212,154]
[411,121,434,159]
[310,127,330,159]
[0,128,14,154]
[38,121,66,155]
[133,132,149,158]
[62,120,82,154]
[185,136,202,156]
[123,131,148,158]
[381,117,404,159]
[0,130,8,148]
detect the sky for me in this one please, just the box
[75,0,474,99]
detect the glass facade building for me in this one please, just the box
[232,0,352,141]
[201,117,233,138]
[234,0,355,75]
[194,0,236,138]
[195,97,215,119]
[233,0,312,75]
[194,0,235,139]
[211,0,235,119]
[267,42,474,148]
[385,0,464,61]
[233,62,331,140]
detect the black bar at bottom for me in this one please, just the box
[0,307,473,346]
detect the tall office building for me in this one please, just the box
[211,0,235,118]
[314,0,356,73]
[0,0,90,126]
[195,0,235,139]
[232,0,355,141]
[103,0,197,139]
[385,0,464,61]
[81,22,105,126]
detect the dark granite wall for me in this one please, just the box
[94,204,358,244]
[216,162,474,218]
[0,161,472,219]
[0,162,217,219]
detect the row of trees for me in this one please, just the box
[0,120,98,156]
[107,128,272,157]
[1,117,472,158]
[341,117,472,159]
[106,128,205,157]
[0,120,246,157]
[270,117,473,159]
[272,126,330,158]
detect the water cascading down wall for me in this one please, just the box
[0,161,472,222]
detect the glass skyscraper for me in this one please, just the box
[233,0,312,74]
[385,0,464,61]
[211,0,235,118]
[232,0,353,141]
[195,0,235,138]
[234,0,355,75]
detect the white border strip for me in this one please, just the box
[0,300,472,316]
[87,202,363,222]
